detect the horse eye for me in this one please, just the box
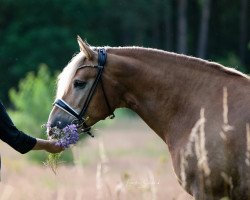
[74,80,87,89]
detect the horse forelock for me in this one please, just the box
[56,51,85,99]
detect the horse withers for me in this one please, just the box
[47,36,250,200]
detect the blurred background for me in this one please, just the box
[0,0,249,199]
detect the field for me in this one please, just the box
[0,118,193,200]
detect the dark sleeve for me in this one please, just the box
[0,102,37,154]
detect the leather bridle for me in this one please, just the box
[53,48,115,137]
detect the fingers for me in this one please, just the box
[33,138,65,153]
[48,140,64,153]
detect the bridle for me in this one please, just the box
[53,48,115,137]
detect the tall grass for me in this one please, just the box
[94,139,160,200]
[180,87,250,199]
[245,123,250,166]
[180,107,211,196]
[0,184,14,200]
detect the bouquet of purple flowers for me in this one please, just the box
[43,123,80,173]
[47,124,80,148]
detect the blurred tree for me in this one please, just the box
[239,0,248,65]
[197,0,211,58]
[8,64,55,135]
[177,0,188,54]
[8,65,73,163]
[216,52,246,73]
[164,0,174,51]
[0,0,250,106]
[208,1,240,61]
[0,0,124,104]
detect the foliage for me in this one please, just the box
[215,52,247,73]
[8,64,55,135]
[0,0,249,104]
[8,65,73,163]
[43,153,62,174]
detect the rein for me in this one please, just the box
[53,49,115,137]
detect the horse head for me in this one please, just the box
[47,36,116,135]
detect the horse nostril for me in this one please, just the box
[55,120,68,129]
[47,115,71,134]
[46,125,53,137]
[50,119,68,129]
[47,129,53,137]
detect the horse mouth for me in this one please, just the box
[45,118,94,138]
[46,125,62,138]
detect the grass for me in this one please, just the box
[0,119,192,200]
[4,86,248,199]
[110,143,168,158]
[180,87,250,199]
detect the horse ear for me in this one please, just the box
[77,35,94,60]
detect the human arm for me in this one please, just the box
[32,138,64,153]
[0,101,63,154]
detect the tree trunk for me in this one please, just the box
[197,0,211,59]
[239,0,248,65]
[152,0,160,48]
[177,0,188,54]
[165,0,173,51]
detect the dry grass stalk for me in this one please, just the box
[0,184,14,200]
[56,188,65,200]
[220,172,233,191]
[245,123,250,166]
[115,172,131,200]
[185,108,206,157]
[220,87,234,141]
[180,149,187,189]
[74,189,83,200]
[197,109,210,177]
[180,108,211,193]
[115,182,125,200]
[185,108,210,176]
[96,140,112,200]
[99,141,109,164]
[96,163,103,200]
[222,87,229,125]
[147,169,157,200]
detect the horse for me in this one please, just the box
[47,36,250,200]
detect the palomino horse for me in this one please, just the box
[48,36,250,200]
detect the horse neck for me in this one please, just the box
[105,47,247,144]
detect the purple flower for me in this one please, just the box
[54,124,80,148]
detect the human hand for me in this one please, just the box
[33,138,64,153]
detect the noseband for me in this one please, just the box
[53,48,115,137]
